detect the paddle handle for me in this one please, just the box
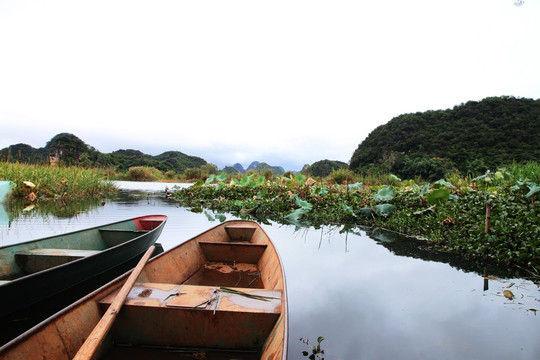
[73,245,155,360]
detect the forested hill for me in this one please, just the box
[349,96,540,180]
[0,133,207,173]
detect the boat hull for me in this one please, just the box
[0,215,167,345]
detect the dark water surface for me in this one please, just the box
[1,181,538,359]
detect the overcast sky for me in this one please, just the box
[1,0,539,171]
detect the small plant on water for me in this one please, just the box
[300,336,325,360]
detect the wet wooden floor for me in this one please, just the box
[183,262,265,288]
[101,345,260,359]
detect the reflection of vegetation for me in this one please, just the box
[5,197,105,220]
[367,227,522,279]
[173,165,539,275]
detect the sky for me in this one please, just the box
[1,0,539,172]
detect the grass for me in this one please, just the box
[0,162,117,201]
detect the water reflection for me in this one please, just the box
[0,197,106,231]
[0,204,8,226]
[267,225,540,360]
[366,227,529,280]
[0,183,538,359]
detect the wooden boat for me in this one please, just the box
[0,220,288,360]
[0,215,167,343]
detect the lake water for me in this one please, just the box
[1,181,539,359]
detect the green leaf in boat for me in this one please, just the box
[220,287,278,301]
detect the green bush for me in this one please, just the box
[330,169,357,185]
[126,166,161,181]
[184,168,203,180]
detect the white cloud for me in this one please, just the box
[1,0,539,171]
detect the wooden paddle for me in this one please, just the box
[72,245,156,360]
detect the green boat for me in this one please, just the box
[0,181,15,203]
[0,215,167,344]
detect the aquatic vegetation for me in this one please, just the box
[300,336,325,360]
[0,162,117,201]
[172,166,540,275]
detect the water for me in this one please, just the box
[1,181,539,359]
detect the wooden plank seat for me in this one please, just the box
[198,241,267,263]
[138,218,165,230]
[15,248,101,274]
[99,282,282,351]
[224,224,257,241]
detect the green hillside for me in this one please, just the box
[0,133,207,174]
[349,96,540,180]
[304,159,349,177]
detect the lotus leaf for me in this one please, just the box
[374,203,395,216]
[426,188,450,204]
[374,186,396,202]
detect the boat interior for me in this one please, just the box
[96,223,285,360]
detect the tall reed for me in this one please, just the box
[0,162,117,200]
[505,161,540,183]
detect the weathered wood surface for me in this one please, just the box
[73,245,155,360]
[0,220,287,360]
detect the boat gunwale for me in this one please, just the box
[0,215,167,284]
[0,214,167,251]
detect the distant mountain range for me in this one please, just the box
[3,96,536,180]
[225,161,286,175]
[0,133,290,175]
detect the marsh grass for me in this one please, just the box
[505,161,540,183]
[0,162,117,200]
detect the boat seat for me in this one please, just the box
[98,282,281,351]
[138,218,164,230]
[224,224,257,241]
[15,248,101,274]
[198,241,267,263]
